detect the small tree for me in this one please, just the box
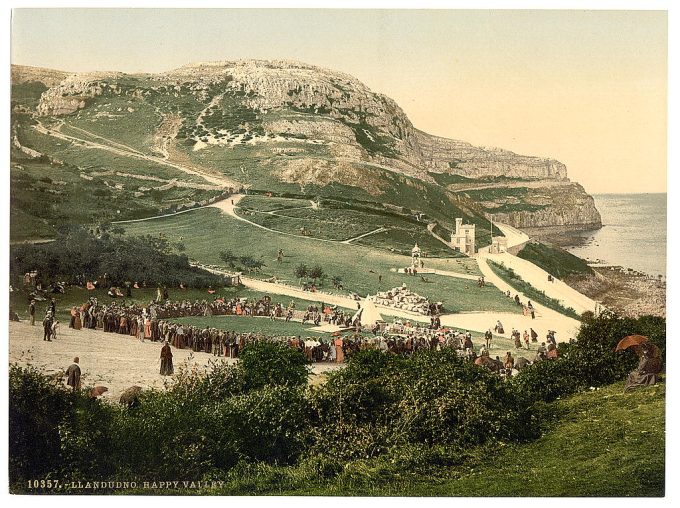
[309,265,325,285]
[238,341,310,390]
[219,250,238,269]
[294,264,308,283]
[240,256,265,273]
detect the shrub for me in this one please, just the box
[239,341,311,390]
[511,311,666,403]
[9,365,74,485]
[9,227,226,288]
[308,348,538,461]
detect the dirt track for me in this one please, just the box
[8,321,341,400]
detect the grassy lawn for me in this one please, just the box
[240,194,463,256]
[171,315,335,338]
[394,381,666,497]
[212,381,665,496]
[239,195,312,212]
[120,208,518,315]
[487,260,580,319]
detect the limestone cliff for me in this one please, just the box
[20,60,601,231]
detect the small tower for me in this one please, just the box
[411,243,422,267]
[451,218,476,256]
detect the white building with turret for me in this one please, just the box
[451,218,476,256]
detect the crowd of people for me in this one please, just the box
[28,285,562,379]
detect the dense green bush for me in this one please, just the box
[8,313,665,492]
[9,227,226,288]
[512,311,665,403]
[9,365,74,483]
[239,341,311,390]
[308,349,538,461]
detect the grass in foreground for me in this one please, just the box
[210,381,665,496]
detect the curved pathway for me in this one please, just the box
[34,120,234,188]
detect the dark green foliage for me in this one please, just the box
[9,365,74,484]
[239,341,311,390]
[294,263,308,280]
[308,349,538,461]
[309,265,325,282]
[11,81,48,108]
[511,311,665,403]
[9,313,665,494]
[9,227,225,288]
[219,249,238,269]
[518,241,594,278]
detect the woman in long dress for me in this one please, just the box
[334,337,344,363]
[160,342,174,375]
[73,308,82,330]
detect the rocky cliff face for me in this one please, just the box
[485,182,601,229]
[22,60,600,231]
[416,131,568,180]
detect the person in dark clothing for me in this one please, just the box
[49,298,56,315]
[160,342,174,375]
[29,300,36,326]
[65,357,81,391]
[43,312,53,341]
[530,328,538,342]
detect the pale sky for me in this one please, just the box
[10,8,668,193]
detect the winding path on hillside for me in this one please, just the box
[33,120,235,189]
[473,222,599,341]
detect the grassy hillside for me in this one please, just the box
[120,208,520,314]
[518,241,594,279]
[10,69,505,247]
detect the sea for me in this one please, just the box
[564,193,667,278]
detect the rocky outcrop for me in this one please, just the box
[21,59,601,231]
[35,71,126,116]
[487,182,602,229]
[416,132,567,180]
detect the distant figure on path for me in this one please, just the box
[43,312,53,341]
[65,357,81,391]
[29,300,36,326]
[485,329,493,349]
[160,342,174,375]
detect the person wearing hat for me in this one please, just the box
[65,357,81,391]
[29,299,36,326]
[42,311,53,341]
